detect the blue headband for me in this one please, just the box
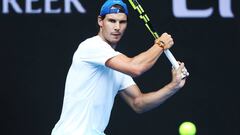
[99,0,128,16]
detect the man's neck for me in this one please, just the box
[97,33,117,49]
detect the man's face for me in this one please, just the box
[98,13,127,45]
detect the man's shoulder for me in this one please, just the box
[82,35,100,43]
[80,35,110,50]
[79,35,101,46]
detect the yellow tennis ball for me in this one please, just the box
[179,121,197,135]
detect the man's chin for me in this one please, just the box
[110,38,121,45]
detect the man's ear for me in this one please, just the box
[97,16,103,27]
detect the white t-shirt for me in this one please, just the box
[51,35,135,135]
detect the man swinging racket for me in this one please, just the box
[51,0,189,135]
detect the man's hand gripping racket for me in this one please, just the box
[128,0,189,78]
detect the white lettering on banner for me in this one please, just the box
[2,0,86,14]
[26,0,41,13]
[219,0,234,18]
[1,0,235,17]
[64,0,86,13]
[173,0,234,18]
[45,0,61,13]
[3,0,23,13]
[173,0,213,18]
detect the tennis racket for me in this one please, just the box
[128,0,189,77]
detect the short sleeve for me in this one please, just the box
[119,74,136,91]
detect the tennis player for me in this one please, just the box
[51,0,188,135]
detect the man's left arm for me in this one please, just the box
[120,62,187,113]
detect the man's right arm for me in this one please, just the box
[105,33,174,77]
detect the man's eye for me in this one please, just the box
[120,21,127,24]
[109,20,115,23]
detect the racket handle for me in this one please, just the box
[164,49,179,69]
[164,49,189,78]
